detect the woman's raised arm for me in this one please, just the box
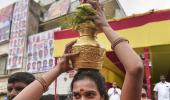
[87,0,144,100]
[14,41,78,100]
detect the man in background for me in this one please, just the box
[108,82,121,100]
[7,72,35,100]
[153,74,170,100]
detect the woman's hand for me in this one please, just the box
[56,40,79,74]
[87,0,109,30]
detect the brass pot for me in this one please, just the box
[71,22,106,70]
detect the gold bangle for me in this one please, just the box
[111,37,129,50]
[36,77,48,92]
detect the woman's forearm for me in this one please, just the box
[102,25,144,100]
[102,25,143,74]
[14,65,62,100]
[101,25,119,43]
[42,65,62,86]
[114,42,143,100]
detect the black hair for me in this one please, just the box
[160,74,167,78]
[71,69,109,100]
[8,72,35,85]
[160,74,167,80]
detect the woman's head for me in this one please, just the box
[70,69,108,100]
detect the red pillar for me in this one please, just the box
[144,48,151,98]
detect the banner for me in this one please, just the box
[0,4,13,42]
[144,48,151,98]
[57,70,76,94]
[43,69,76,95]
[46,0,70,21]
[0,79,7,93]
[7,0,29,70]
[26,28,61,73]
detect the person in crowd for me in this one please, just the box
[140,85,152,100]
[141,87,148,100]
[13,0,144,100]
[7,72,35,100]
[108,82,121,100]
[153,74,170,100]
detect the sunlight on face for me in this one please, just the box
[72,77,104,100]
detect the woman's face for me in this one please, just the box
[72,77,104,100]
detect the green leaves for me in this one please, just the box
[72,4,96,30]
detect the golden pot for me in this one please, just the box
[71,22,106,70]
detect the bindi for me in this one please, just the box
[79,88,84,95]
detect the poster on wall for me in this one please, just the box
[69,0,80,13]
[0,79,7,93]
[57,70,77,94]
[46,0,70,21]
[0,4,14,43]
[7,0,29,70]
[26,28,61,73]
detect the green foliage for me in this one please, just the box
[72,4,96,30]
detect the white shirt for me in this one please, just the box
[153,81,170,100]
[108,87,121,100]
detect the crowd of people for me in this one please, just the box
[5,0,170,100]
[107,75,170,100]
[6,72,170,100]
[107,82,150,100]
